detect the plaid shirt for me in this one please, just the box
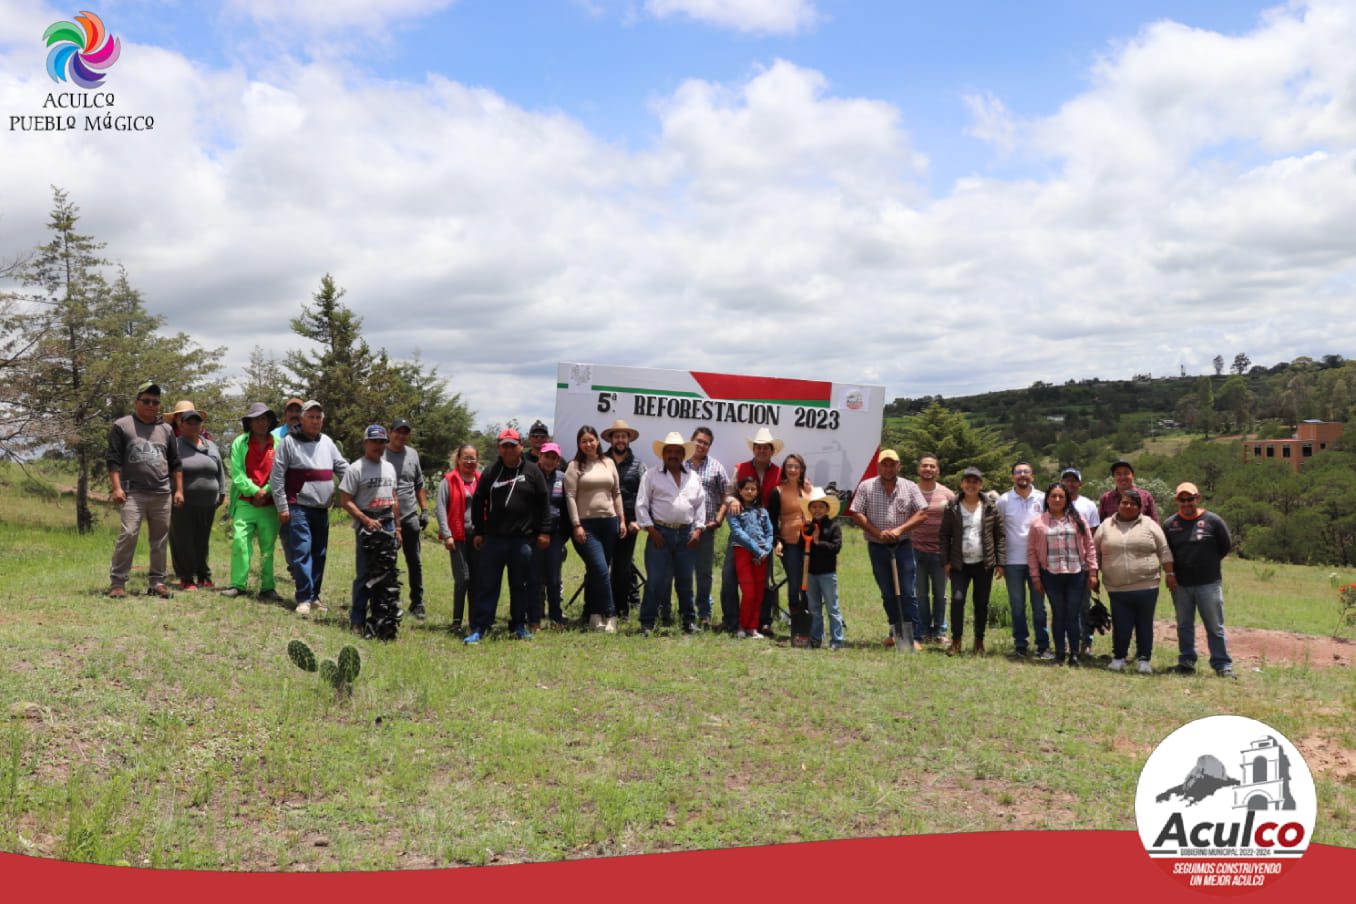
[849,475,926,543]
[686,454,730,528]
[1043,516,1083,574]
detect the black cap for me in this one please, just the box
[1110,459,1135,475]
[961,466,984,480]
[391,418,413,432]
[528,420,550,437]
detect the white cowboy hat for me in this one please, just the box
[652,431,696,459]
[800,486,841,520]
[600,419,640,443]
[746,427,784,455]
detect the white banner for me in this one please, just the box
[551,363,885,497]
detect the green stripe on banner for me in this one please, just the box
[559,383,830,407]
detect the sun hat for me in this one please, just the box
[746,427,784,455]
[165,399,202,424]
[652,431,696,459]
[800,486,841,521]
[240,403,278,433]
[600,419,640,443]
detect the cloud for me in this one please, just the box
[645,0,822,35]
[222,0,461,32]
[2,2,1355,430]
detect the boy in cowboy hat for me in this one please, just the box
[802,487,844,649]
[636,432,706,634]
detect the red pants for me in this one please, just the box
[734,547,767,631]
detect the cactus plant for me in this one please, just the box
[287,640,317,672]
[319,660,339,687]
[336,646,361,683]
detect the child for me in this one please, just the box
[726,474,774,638]
[800,487,844,649]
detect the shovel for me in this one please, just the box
[889,543,914,654]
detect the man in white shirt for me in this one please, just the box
[995,461,1048,658]
[637,433,706,635]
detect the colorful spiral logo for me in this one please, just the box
[44,11,121,89]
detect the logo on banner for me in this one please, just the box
[1136,715,1315,893]
[45,11,121,88]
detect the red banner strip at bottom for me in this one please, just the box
[2,832,1352,902]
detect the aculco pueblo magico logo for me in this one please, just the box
[44,10,121,89]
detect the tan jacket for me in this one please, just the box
[1094,516,1173,592]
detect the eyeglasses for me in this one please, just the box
[1176,495,1200,502]
[136,397,161,406]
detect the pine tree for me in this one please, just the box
[893,402,1015,487]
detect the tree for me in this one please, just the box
[889,402,1015,486]
[6,188,222,532]
[1214,375,1253,433]
[1213,355,1225,376]
[1231,352,1251,375]
[1194,377,1215,439]
[283,275,474,468]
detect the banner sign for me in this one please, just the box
[553,363,885,496]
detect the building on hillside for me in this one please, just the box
[1244,420,1343,473]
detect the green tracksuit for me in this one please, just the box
[230,432,280,592]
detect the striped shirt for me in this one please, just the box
[686,454,730,528]
[1043,516,1084,574]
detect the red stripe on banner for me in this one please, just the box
[3,835,1351,902]
[689,371,832,404]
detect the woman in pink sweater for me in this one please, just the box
[1027,482,1099,666]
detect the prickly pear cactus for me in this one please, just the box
[319,659,339,687]
[336,646,361,683]
[287,640,317,672]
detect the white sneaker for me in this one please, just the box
[736,629,749,638]
[748,630,764,639]
[1108,658,1126,672]
[295,601,311,616]
[603,617,617,634]
[1036,650,1056,661]
[1137,659,1153,674]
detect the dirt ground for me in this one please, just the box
[1152,619,1353,669]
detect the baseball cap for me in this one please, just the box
[1061,467,1082,480]
[301,400,323,413]
[540,442,562,456]
[284,397,304,410]
[497,428,521,445]
[364,425,389,442]
[1110,459,1135,475]
[961,466,984,480]
[528,420,550,437]
[1175,482,1201,498]
[878,449,900,463]
[136,380,161,396]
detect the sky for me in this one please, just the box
[2,0,1354,429]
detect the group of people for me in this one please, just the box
[104,382,1236,674]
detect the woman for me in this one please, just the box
[169,407,227,590]
[1027,482,1098,666]
[767,453,814,639]
[564,424,626,633]
[937,466,1005,656]
[1094,489,1174,674]
[436,443,481,633]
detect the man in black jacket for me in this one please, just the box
[1162,482,1234,677]
[602,419,646,620]
[465,428,550,644]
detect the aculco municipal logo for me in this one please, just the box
[1136,715,1316,894]
[44,11,120,89]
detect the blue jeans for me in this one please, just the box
[805,572,843,647]
[867,540,919,636]
[1171,582,1232,671]
[285,505,330,604]
[914,549,948,638]
[782,540,806,615]
[472,534,533,633]
[1040,569,1086,657]
[530,534,567,623]
[720,536,740,631]
[574,516,618,619]
[351,516,396,628]
[693,523,719,620]
[640,525,696,627]
[1003,564,1048,652]
[1110,588,1159,661]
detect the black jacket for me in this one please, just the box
[609,447,645,521]
[1162,510,1232,586]
[805,516,842,575]
[472,458,549,538]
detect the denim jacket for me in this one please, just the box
[728,506,774,558]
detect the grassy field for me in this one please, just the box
[2,464,1354,869]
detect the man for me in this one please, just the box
[223,403,282,601]
[686,426,729,627]
[465,428,551,644]
[996,461,1048,658]
[272,397,304,569]
[1062,466,1102,654]
[719,427,783,634]
[339,425,402,635]
[270,400,348,616]
[106,380,184,598]
[525,420,550,464]
[602,419,645,620]
[1097,459,1160,523]
[384,418,428,619]
[637,432,706,634]
[1162,482,1234,678]
[912,454,955,643]
[849,449,929,650]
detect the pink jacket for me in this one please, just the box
[1027,511,1098,575]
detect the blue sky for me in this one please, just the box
[2,1,1353,423]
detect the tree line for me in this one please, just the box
[0,188,475,532]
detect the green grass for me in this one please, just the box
[2,465,1354,869]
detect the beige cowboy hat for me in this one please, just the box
[651,431,696,459]
[800,486,841,520]
[165,399,204,424]
[746,426,784,455]
[600,419,640,443]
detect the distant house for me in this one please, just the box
[1245,420,1343,473]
